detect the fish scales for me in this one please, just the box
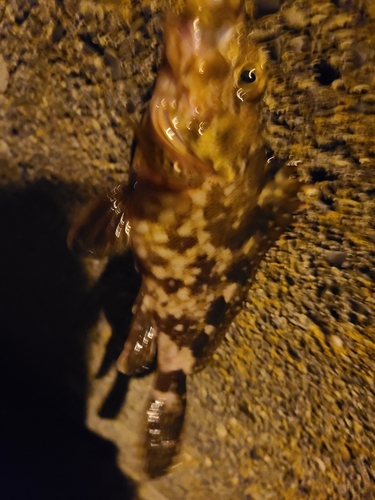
[69,0,300,477]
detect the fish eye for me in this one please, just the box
[239,68,256,84]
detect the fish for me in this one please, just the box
[68,0,300,478]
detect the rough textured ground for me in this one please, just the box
[0,0,375,499]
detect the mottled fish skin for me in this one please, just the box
[69,0,300,478]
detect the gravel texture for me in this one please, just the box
[0,1,375,499]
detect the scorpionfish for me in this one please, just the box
[69,0,300,477]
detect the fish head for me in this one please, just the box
[148,0,268,185]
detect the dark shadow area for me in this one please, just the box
[95,253,141,380]
[93,253,156,420]
[0,181,137,500]
[314,59,341,86]
[94,253,141,419]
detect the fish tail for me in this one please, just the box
[144,332,190,477]
[144,369,187,478]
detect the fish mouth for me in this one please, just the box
[150,97,189,160]
[149,89,215,183]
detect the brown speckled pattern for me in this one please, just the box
[93,0,300,477]
[1,0,375,498]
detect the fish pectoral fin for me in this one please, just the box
[67,184,130,258]
[144,370,187,478]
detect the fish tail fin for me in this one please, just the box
[144,332,192,477]
[145,368,187,478]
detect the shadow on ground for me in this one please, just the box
[94,251,143,420]
[0,181,137,500]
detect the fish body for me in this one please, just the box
[69,0,300,477]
